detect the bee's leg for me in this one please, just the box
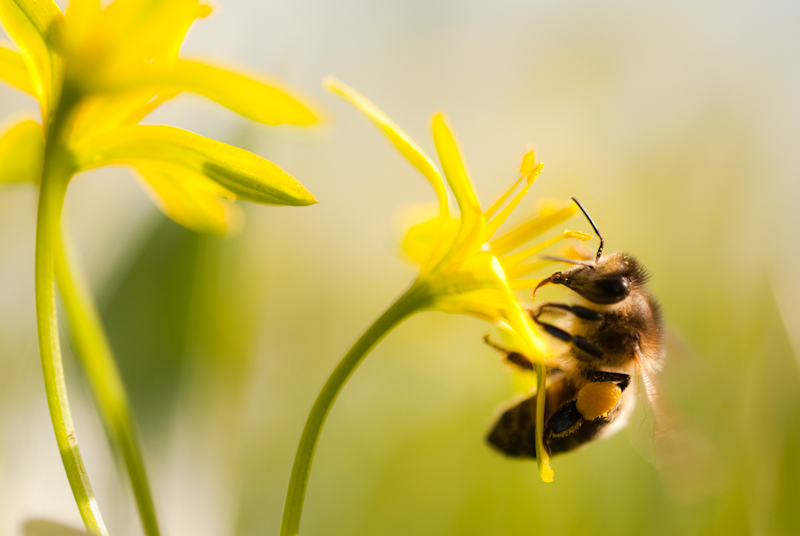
[482,334,534,370]
[531,306,605,360]
[483,334,565,375]
[583,369,630,391]
[575,371,631,421]
[547,400,583,437]
[536,302,604,322]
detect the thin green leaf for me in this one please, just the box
[73,124,317,206]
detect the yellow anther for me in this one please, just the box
[563,230,592,241]
[526,162,544,183]
[198,4,215,17]
[519,150,536,177]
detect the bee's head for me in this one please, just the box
[534,198,648,304]
[539,252,648,304]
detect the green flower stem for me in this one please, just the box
[55,231,161,536]
[35,93,108,536]
[280,285,428,536]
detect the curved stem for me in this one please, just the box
[55,231,161,536]
[534,362,553,482]
[35,94,108,536]
[279,286,425,536]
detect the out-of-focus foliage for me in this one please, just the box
[2,0,799,535]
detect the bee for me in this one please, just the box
[486,197,664,459]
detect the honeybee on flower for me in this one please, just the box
[279,78,595,536]
[322,77,595,482]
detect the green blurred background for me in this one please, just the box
[2,0,800,535]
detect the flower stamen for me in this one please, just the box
[490,203,578,256]
[484,153,544,237]
[500,229,591,269]
[484,175,524,220]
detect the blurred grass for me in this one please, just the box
[101,222,204,427]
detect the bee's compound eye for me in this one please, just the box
[594,276,631,302]
[569,275,631,304]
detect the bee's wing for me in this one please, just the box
[628,357,728,502]
[626,361,658,466]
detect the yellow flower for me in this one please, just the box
[325,78,591,482]
[0,0,318,234]
[0,2,320,534]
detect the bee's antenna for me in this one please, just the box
[571,197,604,263]
[541,256,595,267]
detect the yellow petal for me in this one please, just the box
[401,215,459,266]
[431,113,481,219]
[325,77,448,218]
[127,60,319,126]
[0,0,64,116]
[425,252,507,312]
[433,289,508,321]
[72,125,317,206]
[431,268,516,320]
[134,164,243,236]
[0,117,43,183]
[0,42,34,94]
[4,0,63,41]
[98,0,206,74]
[70,90,178,142]
[65,0,100,20]
[63,0,100,39]
[431,113,486,268]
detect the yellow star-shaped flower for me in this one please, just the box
[326,78,592,481]
[0,0,318,234]
[0,2,320,534]
[280,79,592,536]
